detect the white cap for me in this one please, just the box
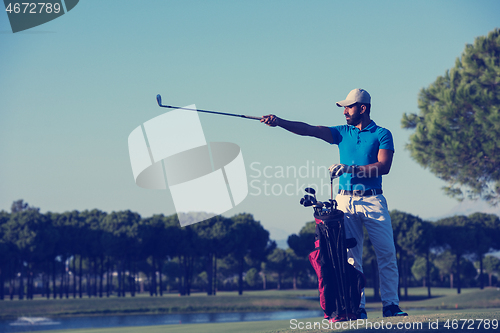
[336,88,371,107]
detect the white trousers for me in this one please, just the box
[335,193,399,308]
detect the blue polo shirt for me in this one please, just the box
[329,121,394,191]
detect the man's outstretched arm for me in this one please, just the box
[261,114,334,144]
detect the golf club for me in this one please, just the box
[305,187,316,197]
[313,201,324,215]
[304,194,316,204]
[303,200,313,207]
[156,94,262,120]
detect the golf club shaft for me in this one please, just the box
[156,95,261,120]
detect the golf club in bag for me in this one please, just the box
[299,186,365,322]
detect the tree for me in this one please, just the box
[286,248,309,290]
[434,250,477,289]
[401,28,500,205]
[245,267,259,288]
[0,211,11,300]
[483,255,500,287]
[80,210,107,298]
[227,214,269,295]
[390,210,426,299]
[139,214,182,296]
[467,213,500,289]
[11,200,39,213]
[390,211,436,299]
[435,216,473,293]
[3,209,58,300]
[266,248,287,290]
[460,258,478,287]
[287,221,316,289]
[101,211,140,297]
[50,212,72,299]
[287,221,315,258]
[411,256,438,288]
[191,216,232,296]
[5,201,47,300]
[419,221,436,298]
[174,218,199,296]
[259,261,268,290]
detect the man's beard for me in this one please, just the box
[346,112,362,126]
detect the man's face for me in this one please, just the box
[343,103,362,126]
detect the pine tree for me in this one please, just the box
[402,28,500,204]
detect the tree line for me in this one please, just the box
[0,200,273,300]
[1,200,500,301]
[287,210,500,300]
[392,210,500,297]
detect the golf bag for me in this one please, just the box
[308,208,365,321]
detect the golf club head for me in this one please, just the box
[313,201,324,208]
[304,187,316,196]
[299,198,305,205]
[323,202,332,208]
[304,195,316,203]
[156,94,162,106]
[330,199,338,210]
[303,200,313,207]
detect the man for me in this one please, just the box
[261,88,407,318]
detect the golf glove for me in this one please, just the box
[329,164,355,179]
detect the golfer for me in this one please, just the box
[261,88,407,319]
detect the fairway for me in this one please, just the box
[3,288,499,333]
[37,308,500,333]
[1,288,494,320]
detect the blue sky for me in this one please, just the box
[1,1,499,241]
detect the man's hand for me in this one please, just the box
[260,115,334,144]
[261,114,280,127]
[329,163,354,179]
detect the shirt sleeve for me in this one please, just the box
[379,128,395,152]
[329,126,343,145]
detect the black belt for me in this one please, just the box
[338,189,383,196]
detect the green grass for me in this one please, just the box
[0,289,320,320]
[3,288,500,333]
[36,309,500,333]
[2,287,489,320]
[265,308,500,333]
[400,288,500,310]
